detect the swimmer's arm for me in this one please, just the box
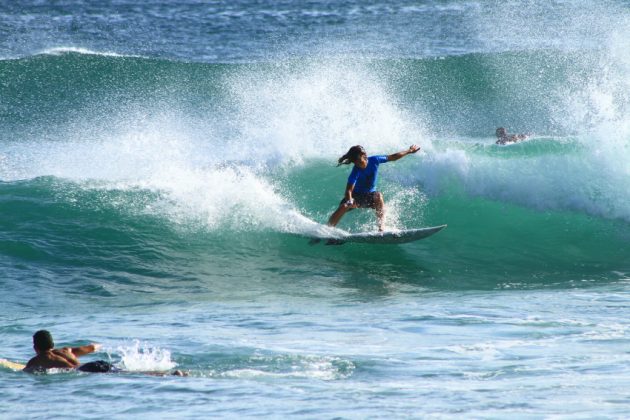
[387,145,420,162]
[68,343,102,357]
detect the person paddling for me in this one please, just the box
[23,330,113,373]
[327,144,420,231]
[23,330,187,375]
[495,127,528,145]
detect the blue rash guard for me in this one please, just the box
[347,155,389,193]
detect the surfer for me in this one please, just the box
[23,330,114,373]
[23,330,186,375]
[327,144,420,231]
[495,127,528,145]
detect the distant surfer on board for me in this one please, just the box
[495,127,528,145]
[327,144,420,232]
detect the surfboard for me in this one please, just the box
[0,358,26,371]
[0,358,187,376]
[311,224,446,245]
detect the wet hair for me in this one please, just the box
[337,145,366,166]
[33,330,54,351]
[496,127,507,137]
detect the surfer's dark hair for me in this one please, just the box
[33,330,54,351]
[337,145,366,166]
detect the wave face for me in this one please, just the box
[1,48,630,288]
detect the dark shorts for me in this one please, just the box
[78,360,120,373]
[339,191,381,209]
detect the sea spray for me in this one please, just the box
[1,49,630,276]
[113,340,177,372]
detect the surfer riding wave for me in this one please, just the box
[327,144,420,232]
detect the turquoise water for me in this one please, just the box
[1,1,630,418]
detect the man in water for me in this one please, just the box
[23,330,187,375]
[23,330,115,373]
[495,127,528,145]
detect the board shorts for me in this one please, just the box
[339,191,381,209]
[77,360,120,373]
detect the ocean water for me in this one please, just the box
[1,0,630,418]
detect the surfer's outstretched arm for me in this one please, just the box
[387,145,420,162]
[68,343,102,357]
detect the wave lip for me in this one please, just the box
[0,47,147,61]
[37,46,143,58]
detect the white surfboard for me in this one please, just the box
[311,225,446,245]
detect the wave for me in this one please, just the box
[1,47,629,134]
[1,169,629,290]
[37,46,144,59]
[3,47,132,61]
[1,49,630,219]
[1,47,630,287]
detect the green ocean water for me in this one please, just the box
[2,52,629,284]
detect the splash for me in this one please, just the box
[224,59,429,164]
[0,56,429,234]
[113,340,176,372]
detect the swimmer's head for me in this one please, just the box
[33,330,54,352]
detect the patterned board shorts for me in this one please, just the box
[339,192,381,209]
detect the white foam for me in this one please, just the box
[225,60,428,164]
[219,355,354,381]
[112,340,176,372]
[38,46,140,58]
